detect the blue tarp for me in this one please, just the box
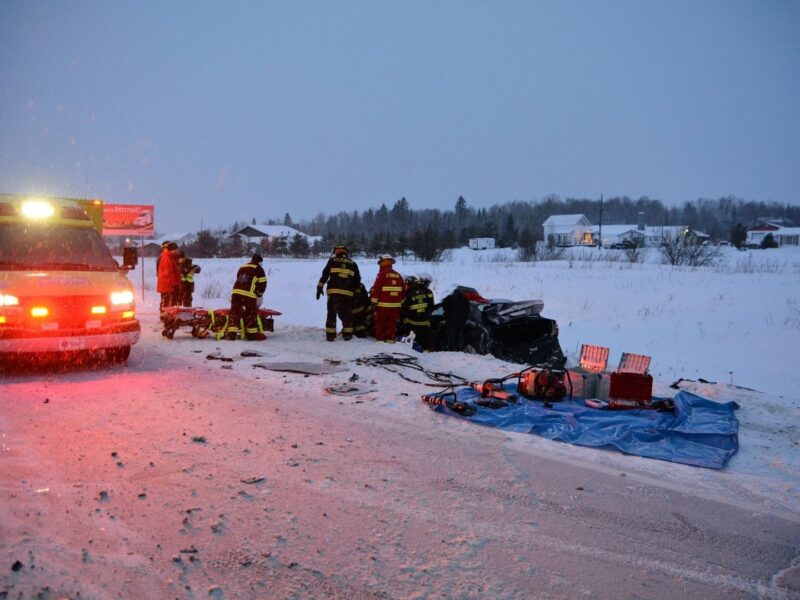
[430,388,739,469]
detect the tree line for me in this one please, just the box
[183,195,799,259]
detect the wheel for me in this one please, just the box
[105,346,131,363]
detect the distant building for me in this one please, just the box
[142,232,195,257]
[468,238,496,250]
[542,214,594,246]
[230,224,322,247]
[747,223,800,247]
[543,213,710,248]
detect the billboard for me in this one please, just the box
[102,203,155,237]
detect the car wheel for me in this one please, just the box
[105,346,131,363]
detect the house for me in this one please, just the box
[591,223,710,248]
[591,224,642,247]
[542,214,594,246]
[141,233,194,257]
[468,238,496,250]
[747,223,800,247]
[230,224,321,248]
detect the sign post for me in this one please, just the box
[140,236,145,302]
[100,203,155,302]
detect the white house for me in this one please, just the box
[590,224,642,247]
[231,224,321,247]
[542,214,594,246]
[142,232,195,257]
[747,223,800,247]
[587,223,712,247]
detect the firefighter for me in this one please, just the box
[400,274,435,350]
[156,242,181,318]
[370,254,406,342]
[351,282,372,338]
[316,245,361,341]
[227,254,268,341]
[178,256,201,307]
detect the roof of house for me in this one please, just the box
[233,224,314,239]
[748,223,781,232]
[542,214,589,227]
[775,227,800,236]
[590,224,640,236]
[146,233,192,246]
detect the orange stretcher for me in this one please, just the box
[160,306,281,340]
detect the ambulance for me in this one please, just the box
[0,194,140,362]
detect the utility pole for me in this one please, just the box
[598,194,603,247]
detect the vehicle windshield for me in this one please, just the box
[0,223,118,271]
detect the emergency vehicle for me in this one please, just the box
[0,194,140,362]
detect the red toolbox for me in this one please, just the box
[609,352,652,403]
[609,372,653,401]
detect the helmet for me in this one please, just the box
[405,275,418,287]
[378,253,394,263]
[417,272,432,286]
[251,253,263,263]
[332,245,349,256]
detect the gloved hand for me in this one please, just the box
[316,287,322,300]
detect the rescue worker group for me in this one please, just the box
[156,242,436,348]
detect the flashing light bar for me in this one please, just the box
[21,200,55,219]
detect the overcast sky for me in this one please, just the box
[1,0,798,233]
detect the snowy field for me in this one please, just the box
[133,246,800,515]
[2,245,800,598]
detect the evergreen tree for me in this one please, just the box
[760,233,778,249]
[729,222,747,249]
[289,233,310,257]
[188,230,219,258]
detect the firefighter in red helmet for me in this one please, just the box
[317,245,361,341]
[370,254,406,342]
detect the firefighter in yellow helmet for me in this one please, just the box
[399,274,435,350]
[316,245,361,341]
[226,254,268,341]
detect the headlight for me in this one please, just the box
[0,294,19,307]
[111,290,134,305]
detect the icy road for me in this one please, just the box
[1,324,798,599]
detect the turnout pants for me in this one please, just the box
[181,283,194,307]
[374,307,400,341]
[228,295,259,340]
[326,294,354,340]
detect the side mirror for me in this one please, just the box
[123,246,139,269]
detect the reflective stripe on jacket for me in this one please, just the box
[318,256,361,296]
[232,262,267,299]
[401,286,435,326]
[370,267,406,309]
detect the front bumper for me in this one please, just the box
[0,321,140,353]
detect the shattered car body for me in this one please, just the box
[431,286,565,367]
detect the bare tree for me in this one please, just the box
[659,235,720,267]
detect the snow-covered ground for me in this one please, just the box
[2,246,799,598]
[133,246,800,515]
